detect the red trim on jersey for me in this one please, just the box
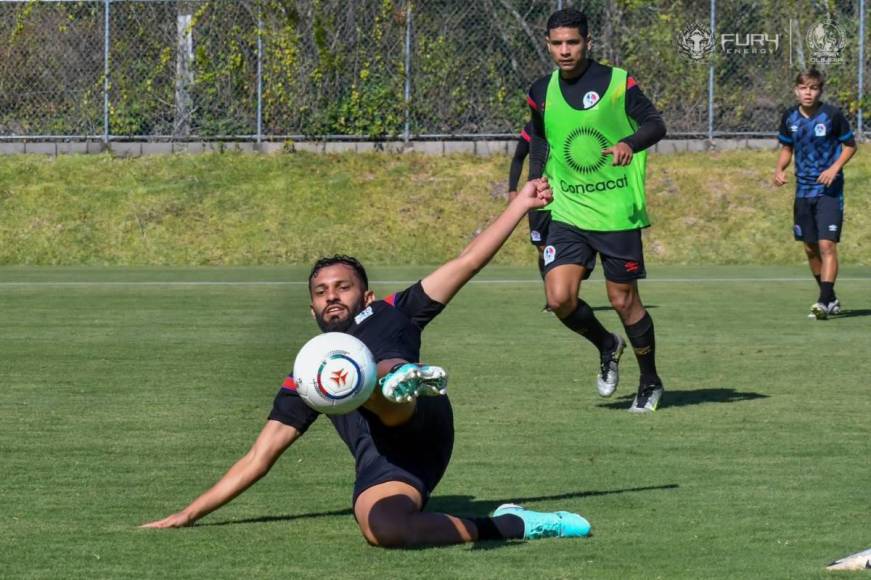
[520,128,531,142]
[385,293,397,307]
[282,375,297,391]
[627,76,638,90]
[527,95,538,110]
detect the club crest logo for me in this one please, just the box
[582,91,600,109]
[677,23,715,61]
[807,19,846,64]
[530,230,542,242]
[814,123,827,137]
[543,245,556,266]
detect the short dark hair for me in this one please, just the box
[795,67,825,88]
[546,8,589,37]
[308,255,369,291]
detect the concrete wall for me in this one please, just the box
[0,138,779,157]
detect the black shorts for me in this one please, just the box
[351,395,454,508]
[794,195,843,243]
[528,210,552,247]
[542,220,646,282]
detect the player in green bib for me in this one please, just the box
[526,9,666,412]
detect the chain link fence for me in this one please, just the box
[0,0,866,141]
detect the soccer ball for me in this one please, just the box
[293,332,378,415]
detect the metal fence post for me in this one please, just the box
[256,1,263,144]
[859,0,865,138]
[103,0,110,144]
[403,1,413,143]
[707,0,715,141]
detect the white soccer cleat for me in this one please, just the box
[809,302,833,320]
[628,383,664,413]
[596,334,625,397]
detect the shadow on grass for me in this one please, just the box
[596,388,768,410]
[201,483,679,551]
[590,304,657,312]
[832,309,871,319]
[427,483,679,517]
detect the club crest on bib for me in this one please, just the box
[543,245,556,266]
[582,91,600,109]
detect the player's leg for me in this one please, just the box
[354,482,589,547]
[815,194,843,315]
[354,481,494,546]
[543,221,621,372]
[545,262,624,396]
[597,231,662,412]
[803,242,822,288]
[818,239,838,300]
[529,210,551,310]
[795,198,829,319]
[352,397,585,547]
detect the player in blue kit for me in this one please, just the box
[141,179,592,547]
[774,68,857,320]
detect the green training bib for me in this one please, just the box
[543,67,650,231]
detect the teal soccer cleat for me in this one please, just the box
[379,363,448,403]
[492,503,591,539]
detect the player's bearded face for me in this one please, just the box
[310,265,372,333]
[313,293,366,332]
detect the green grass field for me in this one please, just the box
[2,265,870,579]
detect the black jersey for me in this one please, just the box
[269,280,446,441]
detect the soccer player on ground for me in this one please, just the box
[526,9,667,412]
[141,179,592,547]
[508,122,552,284]
[774,68,857,320]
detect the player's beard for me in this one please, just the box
[314,298,365,333]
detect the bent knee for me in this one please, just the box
[608,294,631,314]
[360,521,408,548]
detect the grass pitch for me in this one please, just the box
[2,265,870,579]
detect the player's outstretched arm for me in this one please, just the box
[421,178,551,305]
[140,420,301,528]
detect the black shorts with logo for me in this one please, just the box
[794,195,843,243]
[527,210,552,247]
[542,220,646,282]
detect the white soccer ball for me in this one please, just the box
[293,332,377,415]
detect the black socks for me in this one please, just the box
[624,311,659,385]
[558,300,613,352]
